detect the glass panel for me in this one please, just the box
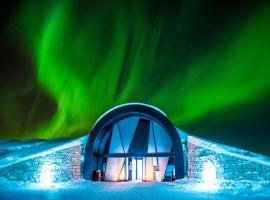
[153,121,172,153]
[164,164,175,181]
[137,159,143,180]
[98,128,111,154]
[105,158,125,181]
[142,157,146,180]
[157,157,169,181]
[118,158,126,181]
[108,125,124,154]
[125,157,129,180]
[132,158,136,181]
[148,121,156,153]
[145,157,154,181]
[118,117,140,152]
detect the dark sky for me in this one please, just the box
[0,0,270,156]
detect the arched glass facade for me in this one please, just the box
[93,116,174,181]
[83,103,185,182]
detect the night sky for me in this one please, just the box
[0,0,270,156]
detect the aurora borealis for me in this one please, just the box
[0,0,270,155]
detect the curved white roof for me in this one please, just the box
[93,102,167,128]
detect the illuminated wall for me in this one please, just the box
[0,144,82,184]
[0,132,269,184]
[187,136,270,182]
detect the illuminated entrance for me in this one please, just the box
[129,156,175,182]
[83,103,185,182]
[134,158,143,180]
[131,157,142,181]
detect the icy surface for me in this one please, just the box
[0,178,269,200]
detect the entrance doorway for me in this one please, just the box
[98,156,176,181]
[135,158,143,180]
[129,157,143,181]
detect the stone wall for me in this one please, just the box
[187,136,270,182]
[0,144,82,183]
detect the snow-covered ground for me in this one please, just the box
[0,179,269,200]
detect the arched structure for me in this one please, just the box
[83,103,185,181]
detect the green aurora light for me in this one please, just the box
[1,0,270,146]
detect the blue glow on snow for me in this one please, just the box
[39,163,55,187]
[195,161,219,192]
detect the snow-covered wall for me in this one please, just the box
[1,132,269,184]
[187,136,270,182]
[0,143,83,183]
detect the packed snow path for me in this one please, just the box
[0,181,269,200]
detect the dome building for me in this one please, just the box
[83,103,185,181]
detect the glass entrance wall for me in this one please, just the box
[104,156,175,181]
[94,116,175,181]
[105,157,128,181]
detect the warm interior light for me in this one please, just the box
[117,158,125,181]
[145,157,154,181]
